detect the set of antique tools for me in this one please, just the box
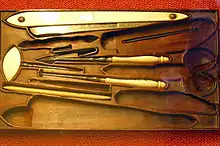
[1,11,218,119]
[3,45,217,99]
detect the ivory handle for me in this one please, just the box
[3,85,111,100]
[109,56,170,64]
[104,78,166,89]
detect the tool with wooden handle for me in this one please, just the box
[39,48,217,98]
[39,69,166,89]
[97,48,217,98]
[37,55,170,65]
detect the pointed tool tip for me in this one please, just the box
[37,56,55,64]
[2,85,13,90]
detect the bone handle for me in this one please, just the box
[109,56,170,64]
[104,78,166,89]
[3,85,111,100]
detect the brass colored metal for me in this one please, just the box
[18,16,25,22]
[169,14,177,20]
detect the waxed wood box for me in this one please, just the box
[0,10,219,130]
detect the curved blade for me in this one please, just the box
[5,11,188,27]
[3,46,21,81]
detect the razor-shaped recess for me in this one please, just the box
[4,11,188,38]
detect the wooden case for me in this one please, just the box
[0,10,219,130]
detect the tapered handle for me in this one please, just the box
[3,85,111,100]
[104,78,166,89]
[109,56,170,64]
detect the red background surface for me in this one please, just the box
[0,0,219,145]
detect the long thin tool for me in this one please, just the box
[3,85,111,100]
[39,69,166,89]
[52,46,99,57]
[122,27,198,43]
[37,55,170,65]
[21,61,83,71]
